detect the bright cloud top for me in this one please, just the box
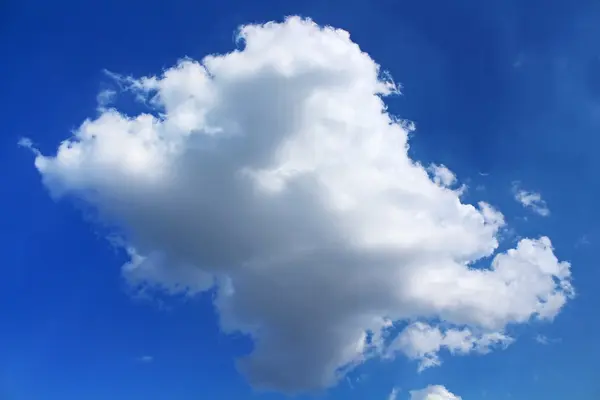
[410,385,461,400]
[513,182,550,216]
[29,17,573,393]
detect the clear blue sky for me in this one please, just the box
[2,0,600,399]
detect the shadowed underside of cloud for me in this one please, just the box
[29,17,574,394]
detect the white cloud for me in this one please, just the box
[18,137,41,156]
[29,17,574,393]
[512,183,550,216]
[535,334,550,344]
[388,387,400,400]
[410,385,461,400]
[389,322,513,371]
[428,164,467,196]
[534,334,561,345]
[429,164,457,187]
[96,88,117,111]
[137,355,154,363]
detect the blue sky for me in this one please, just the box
[2,0,600,399]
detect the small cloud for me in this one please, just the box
[346,372,367,389]
[388,387,400,400]
[17,137,33,148]
[17,137,41,156]
[97,89,117,111]
[345,376,354,389]
[429,164,457,187]
[534,334,560,345]
[428,164,467,196]
[410,385,461,400]
[575,235,590,248]
[388,322,513,372]
[137,355,154,363]
[512,182,550,216]
[534,334,549,345]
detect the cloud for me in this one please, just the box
[575,235,590,247]
[388,322,513,371]
[18,137,41,156]
[512,182,550,216]
[410,385,461,400]
[534,334,561,345]
[535,334,550,344]
[429,164,457,187]
[137,355,154,363]
[96,89,117,112]
[428,164,466,196]
[29,17,574,394]
[388,387,400,400]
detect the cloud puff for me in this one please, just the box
[28,17,573,393]
[388,322,513,371]
[535,334,550,344]
[388,387,400,400]
[429,164,457,188]
[534,334,560,345]
[410,385,461,400]
[96,88,117,112]
[512,182,550,216]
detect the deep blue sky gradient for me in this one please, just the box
[2,0,600,399]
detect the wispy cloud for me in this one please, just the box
[512,182,550,216]
[96,89,117,112]
[575,235,591,248]
[534,334,560,345]
[137,355,154,363]
[17,137,41,156]
[410,385,461,400]
[388,387,400,400]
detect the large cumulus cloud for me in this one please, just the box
[28,17,574,393]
